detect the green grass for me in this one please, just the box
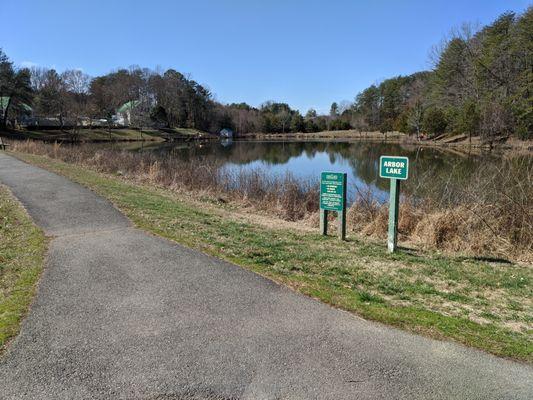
[170,127,208,136]
[13,152,533,362]
[0,185,47,353]
[2,128,165,142]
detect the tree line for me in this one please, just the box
[343,8,532,141]
[0,7,531,139]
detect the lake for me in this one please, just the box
[122,139,521,205]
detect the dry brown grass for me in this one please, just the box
[10,140,533,261]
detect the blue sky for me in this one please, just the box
[2,0,530,113]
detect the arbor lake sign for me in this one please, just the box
[379,156,409,180]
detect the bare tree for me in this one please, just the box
[279,109,291,133]
[62,69,91,139]
[29,66,49,92]
[407,102,424,138]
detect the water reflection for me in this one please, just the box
[136,140,511,202]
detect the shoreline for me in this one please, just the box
[2,128,531,154]
[240,131,533,153]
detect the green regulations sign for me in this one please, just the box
[379,156,409,180]
[320,172,346,212]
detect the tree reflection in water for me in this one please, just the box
[137,139,526,206]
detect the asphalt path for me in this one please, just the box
[0,153,531,399]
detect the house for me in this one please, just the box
[1,96,34,126]
[113,100,141,126]
[0,96,8,120]
[220,128,234,138]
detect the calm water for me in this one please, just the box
[126,139,518,204]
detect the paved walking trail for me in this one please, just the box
[0,153,531,400]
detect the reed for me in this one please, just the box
[10,140,532,261]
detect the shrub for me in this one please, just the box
[422,107,448,136]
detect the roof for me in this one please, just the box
[116,100,141,114]
[0,96,32,112]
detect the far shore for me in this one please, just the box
[1,127,531,153]
[242,130,533,153]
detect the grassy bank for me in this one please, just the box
[1,126,218,143]
[11,150,533,362]
[0,185,47,354]
[1,128,166,142]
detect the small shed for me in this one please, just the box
[220,128,234,138]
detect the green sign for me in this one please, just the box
[379,156,409,180]
[379,155,409,252]
[320,172,346,212]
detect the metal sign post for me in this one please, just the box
[387,178,400,252]
[319,172,347,240]
[379,156,409,253]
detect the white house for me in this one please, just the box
[113,100,141,126]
